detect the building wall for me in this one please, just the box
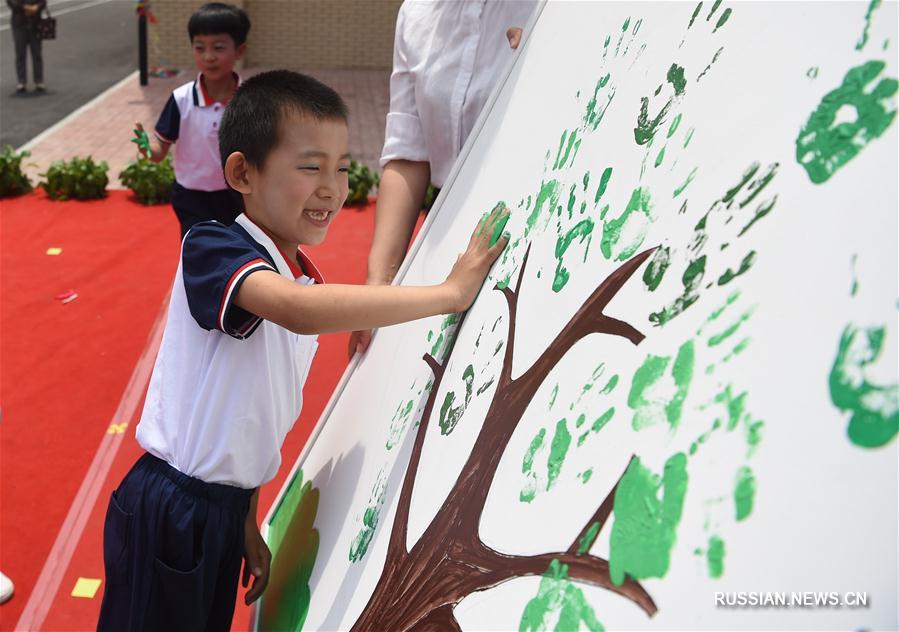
[149,0,402,71]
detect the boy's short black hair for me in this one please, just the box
[219,70,348,169]
[188,3,250,47]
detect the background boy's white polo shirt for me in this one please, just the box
[154,73,240,192]
[135,214,322,489]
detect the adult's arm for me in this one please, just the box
[366,159,431,285]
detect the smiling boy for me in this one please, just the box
[135,2,249,237]
[96,70,510,631]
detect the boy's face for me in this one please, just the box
[245,112,350,251]
[192,34,245,82]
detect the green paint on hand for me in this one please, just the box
[553,219,595,292]
[734,466,756,521]
[683,127,695,148]
[673,167,698,198]
[717,251,756,286]
[549,383,559,408]
[796,60,898,184]
[856,0,882,50]
[707,535,725,578]
[600,187,653,261]
[519,560,604,632]
[829,323,899,447]
[580,468,594,483]
[438,364,475,435]
[476,378,495,396]
[706,0,722,21]
[609,453,689,585]
[488,201,511,247]
[807,66,819,79]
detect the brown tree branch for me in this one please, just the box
[567,455,636,555]
[512,246,657,401]
[388,353,446,560]
[475,547,658,616]
[496,243,531,389]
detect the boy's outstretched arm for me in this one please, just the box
[235,206,511,336]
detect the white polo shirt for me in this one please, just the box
[154,73,240,192]
[381,0,537,187]
[135,214,323,489]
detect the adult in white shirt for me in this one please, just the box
[350,0,537,356]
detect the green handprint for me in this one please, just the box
[796,60,898,184]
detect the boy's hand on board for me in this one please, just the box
[444,204,511,313]
[242,520,271,605]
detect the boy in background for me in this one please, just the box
[135,2,249,237]
[97,70,510,631]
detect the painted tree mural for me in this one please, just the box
[264,2,897,630]
[351,245,659,631]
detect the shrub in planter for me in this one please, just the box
[0,145,33,198]
[41,156,109,200]
[119,155,175,205]
[346,159,379,205]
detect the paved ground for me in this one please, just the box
[0,0,137,149]
[16,66,389,188]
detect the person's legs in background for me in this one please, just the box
[11,24,28,91]
[28,28,44,90]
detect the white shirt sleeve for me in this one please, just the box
[380,4,430,167]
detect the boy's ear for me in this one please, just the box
[224,152,252,194]
[236,42,247,59]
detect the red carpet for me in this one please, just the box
[0,192,401,630]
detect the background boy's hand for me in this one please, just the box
[131,122,151,158]
[444,204,510,312]
[242,520,271,605]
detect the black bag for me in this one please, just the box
[35,8,56,40]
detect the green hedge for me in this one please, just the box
[119,155,175,205]
[41,156,109,200]
[0,145,33,198]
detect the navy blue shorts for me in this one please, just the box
[97,453,254,632]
